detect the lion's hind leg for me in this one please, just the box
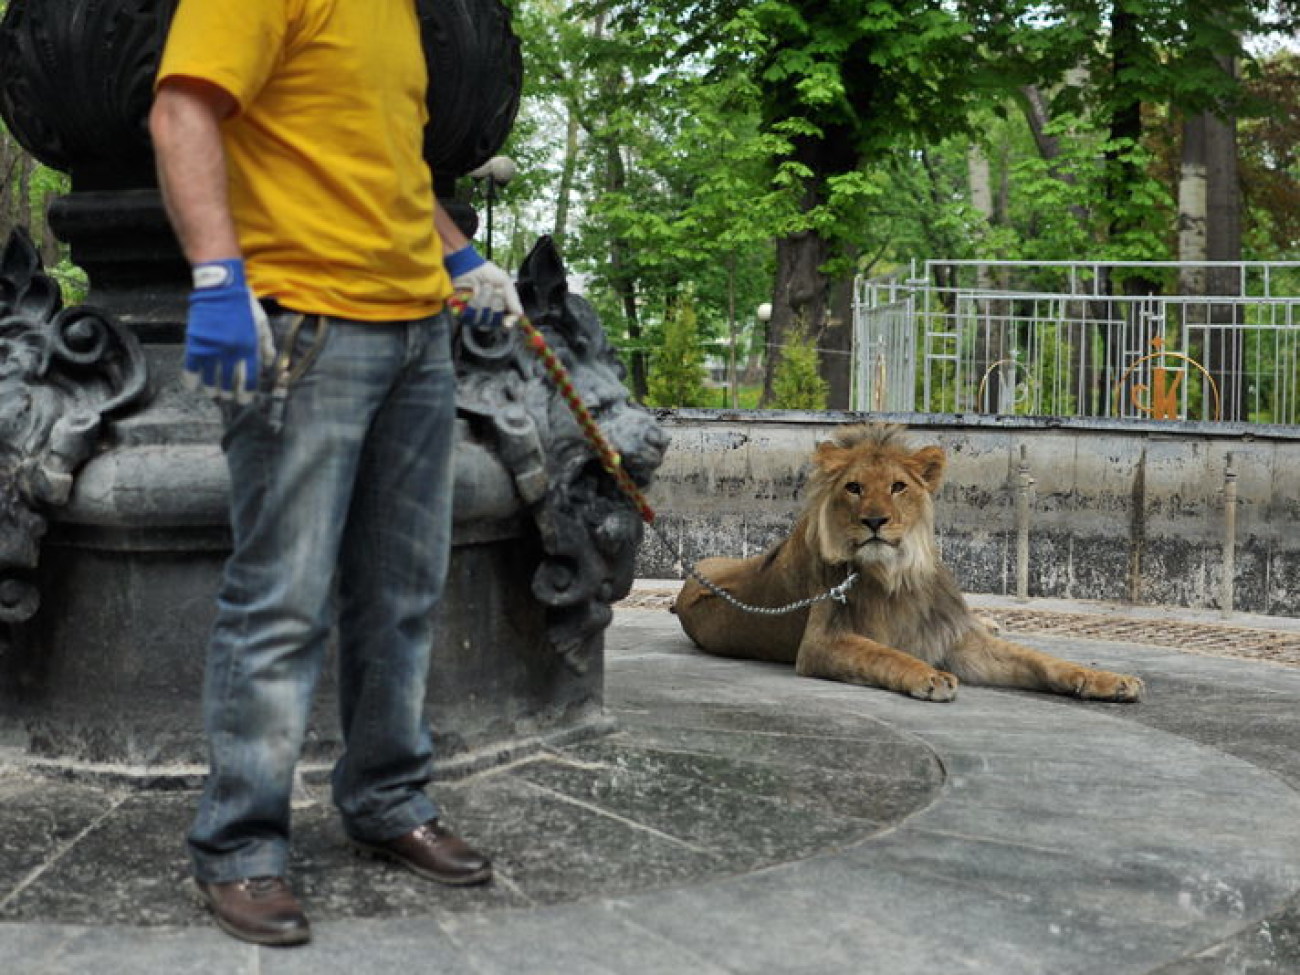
[946,629,1144,702]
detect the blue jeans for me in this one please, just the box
[188,311,456,883]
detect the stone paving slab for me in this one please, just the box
[3,602,1300,973]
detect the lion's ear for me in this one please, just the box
[813,441,852,477]
[910,445,946,493]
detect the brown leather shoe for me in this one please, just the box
[353,820,492,886]
[195,875,311,946]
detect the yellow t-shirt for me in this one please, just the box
[156,0,450,320]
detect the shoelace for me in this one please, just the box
[243,876,287,899]
[412,822,449,844]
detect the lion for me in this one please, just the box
[673,424,1144,703]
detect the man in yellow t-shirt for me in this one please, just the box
[149,0,522,947]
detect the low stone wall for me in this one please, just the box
[639,410,1300,617]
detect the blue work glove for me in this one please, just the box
[183,258,274,404]
[445,245,523,329]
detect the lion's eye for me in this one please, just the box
[845,482,862,496]
[891,481,907,494]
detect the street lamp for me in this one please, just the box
[757,302,773,390]
[468,155,517,262]
[749,302,773,407]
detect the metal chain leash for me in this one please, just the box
[644,516,860,615]
[449,292,859,616]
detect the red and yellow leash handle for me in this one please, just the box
[446,291,657,525]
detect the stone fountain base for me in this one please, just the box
[0,411,609,785]
[0,382,613,785]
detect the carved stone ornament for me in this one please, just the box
[0,228,148,622]
[416,0,523,177]
[0,0,176,190]
[0,0,521,191]
[456,237,669,670]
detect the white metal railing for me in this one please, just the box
[852,260,1300,424]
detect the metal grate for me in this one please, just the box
[979,608,1300,667]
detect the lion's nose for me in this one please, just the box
[861,516,889,533]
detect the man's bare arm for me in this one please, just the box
[433,199,472,255]
[149,78,242,264]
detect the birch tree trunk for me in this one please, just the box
[1178,114,1209,294]
[552,108,581,253]
[967,142,1005,411]
[1204,55,1245,421]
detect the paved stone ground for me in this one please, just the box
[3,593,1300,974]
[623,584,1300,667]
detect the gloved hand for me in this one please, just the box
[445,245,523,329]
[183,258,274,404]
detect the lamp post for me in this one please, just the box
[468,154,517,262]
[756,302,773,400]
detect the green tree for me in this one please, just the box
[512,2,781,400]
[770,323,828,409]
[646,298,709,407]
[566,0,993,404]
[724,0,983,403]
[506,0,1300,416]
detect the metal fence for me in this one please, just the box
[852,260,1300,424]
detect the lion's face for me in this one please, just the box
[807,428,946,579]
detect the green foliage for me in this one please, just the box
[49,258,89,306]
[498,0,1300,419]
[645,299,710,407]
[770,323,828,409]
[1028,323,1077,417]
[1,113,78,283]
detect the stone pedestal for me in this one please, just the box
[3,420,607,780]
[18,534,609,779]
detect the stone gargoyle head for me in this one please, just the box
[454,236,669,668]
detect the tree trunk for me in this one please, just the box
[1203,56,1245,422]
[1101,2,1156,415]
[968,144,993,227]
[605,139,647,401]
[965,144,1009,411]
[763,228,829,405]
[0,126,16,241]
[822,274,853,409]
[18,150,32,237]
[1017,84,1089,223]
[762,129,856,406]
[552,108,581,253]
[1178,113,1209,293]
[1106,2,1152,297]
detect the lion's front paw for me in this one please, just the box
[907,669,959,702]
[1076,670,1144,703]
